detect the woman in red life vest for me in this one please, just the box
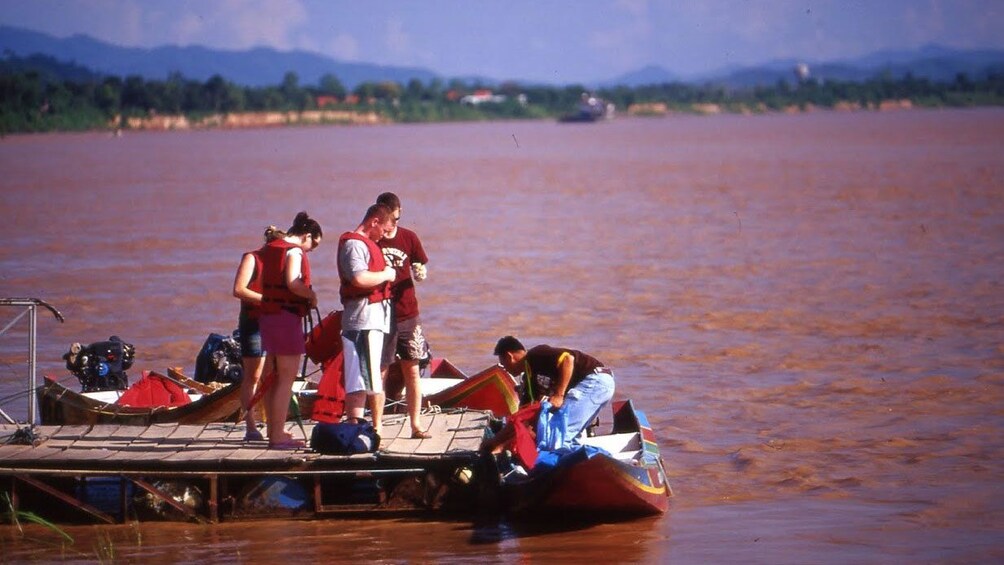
[258,212,322,449]
[232,225,285,442]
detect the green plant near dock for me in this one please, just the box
[93,530,116,564]
[2,491,74,544]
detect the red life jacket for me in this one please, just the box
[338,232,391,305]
[239,248,266,320]
[259,239,312,317]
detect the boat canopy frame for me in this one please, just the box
[0,298,65,432]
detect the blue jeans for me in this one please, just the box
[562,370,615,447]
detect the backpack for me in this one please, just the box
[311,419,380,455]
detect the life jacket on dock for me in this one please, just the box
[337,232,391,305]
[259,239,312,317]
[306,309,347,423]
[311,355,346,423]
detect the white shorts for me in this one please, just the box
[341,330,385,395]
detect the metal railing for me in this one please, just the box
[0,298,65,426]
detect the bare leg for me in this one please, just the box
[369,392,385,436]
[346,390,367,421]
[240,355,265,428]
[266,354,299,443]
[401,359,426,436]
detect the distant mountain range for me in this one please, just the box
[0,25,436,89]
[3,25,1003,90]
[609,44,1004,88]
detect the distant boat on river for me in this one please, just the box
[559,93,615,123]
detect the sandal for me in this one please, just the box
[411,429,432,439]
[244,428,265,442]
[268,438,305,450]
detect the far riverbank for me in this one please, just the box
[8,98,933,135]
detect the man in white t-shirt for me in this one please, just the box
[337,203,397,435]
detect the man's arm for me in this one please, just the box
[344,240,395,288]
[351,268,395,289]
[548,352,575,409]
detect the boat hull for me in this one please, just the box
[38,373,242,426]
[521,449,670,515]
[501,400,671,517]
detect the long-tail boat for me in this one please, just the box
[492,399,672,517]
[395,362,672,517]
[37,368,244,426]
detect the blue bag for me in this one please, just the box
[536,399,569,450]
[311,420,380,455]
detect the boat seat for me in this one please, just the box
[580,432,641,460]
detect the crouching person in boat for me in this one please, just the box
[482,336,615,455]
[258,212,322,450]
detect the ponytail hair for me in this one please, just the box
[287,211,323,240]
[263,225,286,242]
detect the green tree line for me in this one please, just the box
[2,53,1003,133]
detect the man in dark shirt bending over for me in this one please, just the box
[493,335,616,447]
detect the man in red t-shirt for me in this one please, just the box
[376,192,432,438]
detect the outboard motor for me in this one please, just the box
[194,331,243,384]
[63,336,135,392]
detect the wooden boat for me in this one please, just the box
[424,364,522,417]
[38,368,243,426]
[384,360,522,418]
[39,367,322,426]
[497,399,672,517]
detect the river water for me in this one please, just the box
[1,109,1003,562]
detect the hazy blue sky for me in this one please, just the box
[2,0,1002,83]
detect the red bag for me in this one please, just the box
[305,310,343,364]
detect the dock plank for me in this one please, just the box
[413,412,455,456]
[378,417,409,452]
[38,425,92,448]
[0,445,62,461]
[105,428,184,461]
[222,443,272,461]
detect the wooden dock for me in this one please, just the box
[0,408,493,523]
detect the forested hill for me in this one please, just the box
[0,25,437,89]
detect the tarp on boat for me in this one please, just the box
[116,371,191,408]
